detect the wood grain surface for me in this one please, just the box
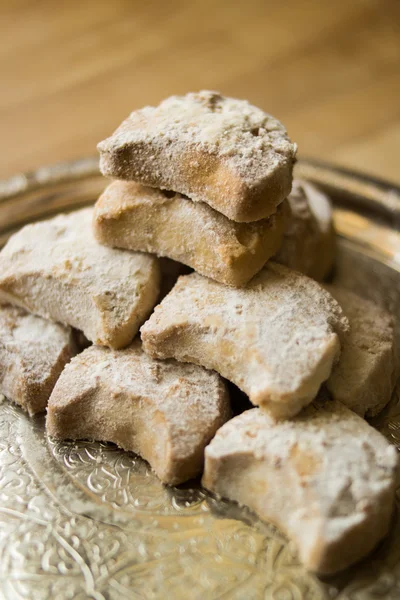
[1,0,400,184]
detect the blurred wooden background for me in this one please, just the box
[1,0,400,183]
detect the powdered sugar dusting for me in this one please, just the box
[326,285,397,417]
[98,91,297,222]
[0,208,160,348]
[48,340,230,485]
[141,262,349,418]
[203,399,398,573]
[126,91,295,174]
[0,304,76,414]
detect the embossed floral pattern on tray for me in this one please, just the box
[47,435,208,515]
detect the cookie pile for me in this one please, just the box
[0,92,398,575]
[94,91,335,286]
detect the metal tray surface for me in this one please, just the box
[0,158,400,600]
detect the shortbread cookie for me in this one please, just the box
[141,263,349,418]
[326,286,398,417]
[47,341,231,485]
[202,397,398,574]
[0,305,77,415]
[98,91,297,222]
[275,180,335,281]
[93,181,290,286]
[0,209,160,349]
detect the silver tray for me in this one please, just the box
[0,158,400,600]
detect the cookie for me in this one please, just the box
[202,396,398,574]
[93,180,289,286]
[0,208,160,349]
[326,286,398,416]
[47,341,231,485]
[98,91,296,222]
[275,180,335,281]
[141,263,349,418]
[0,305,76,415]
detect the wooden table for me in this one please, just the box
[1,0,400,184]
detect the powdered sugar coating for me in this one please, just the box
[326,285,398,416]
[275,180,335,280]
[0,208,160,349]
[47,340,230,485]
[141,263,349,418]
[98,91,297,222]
[202,397,398,574]
[93,180,289,286]
[0,305,76,415]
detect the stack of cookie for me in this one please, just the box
[0,91,398,576]
[93,91,334,286]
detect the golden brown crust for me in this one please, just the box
[46,340,231,485]
[93,181,290,286]
[98,91,296,222]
